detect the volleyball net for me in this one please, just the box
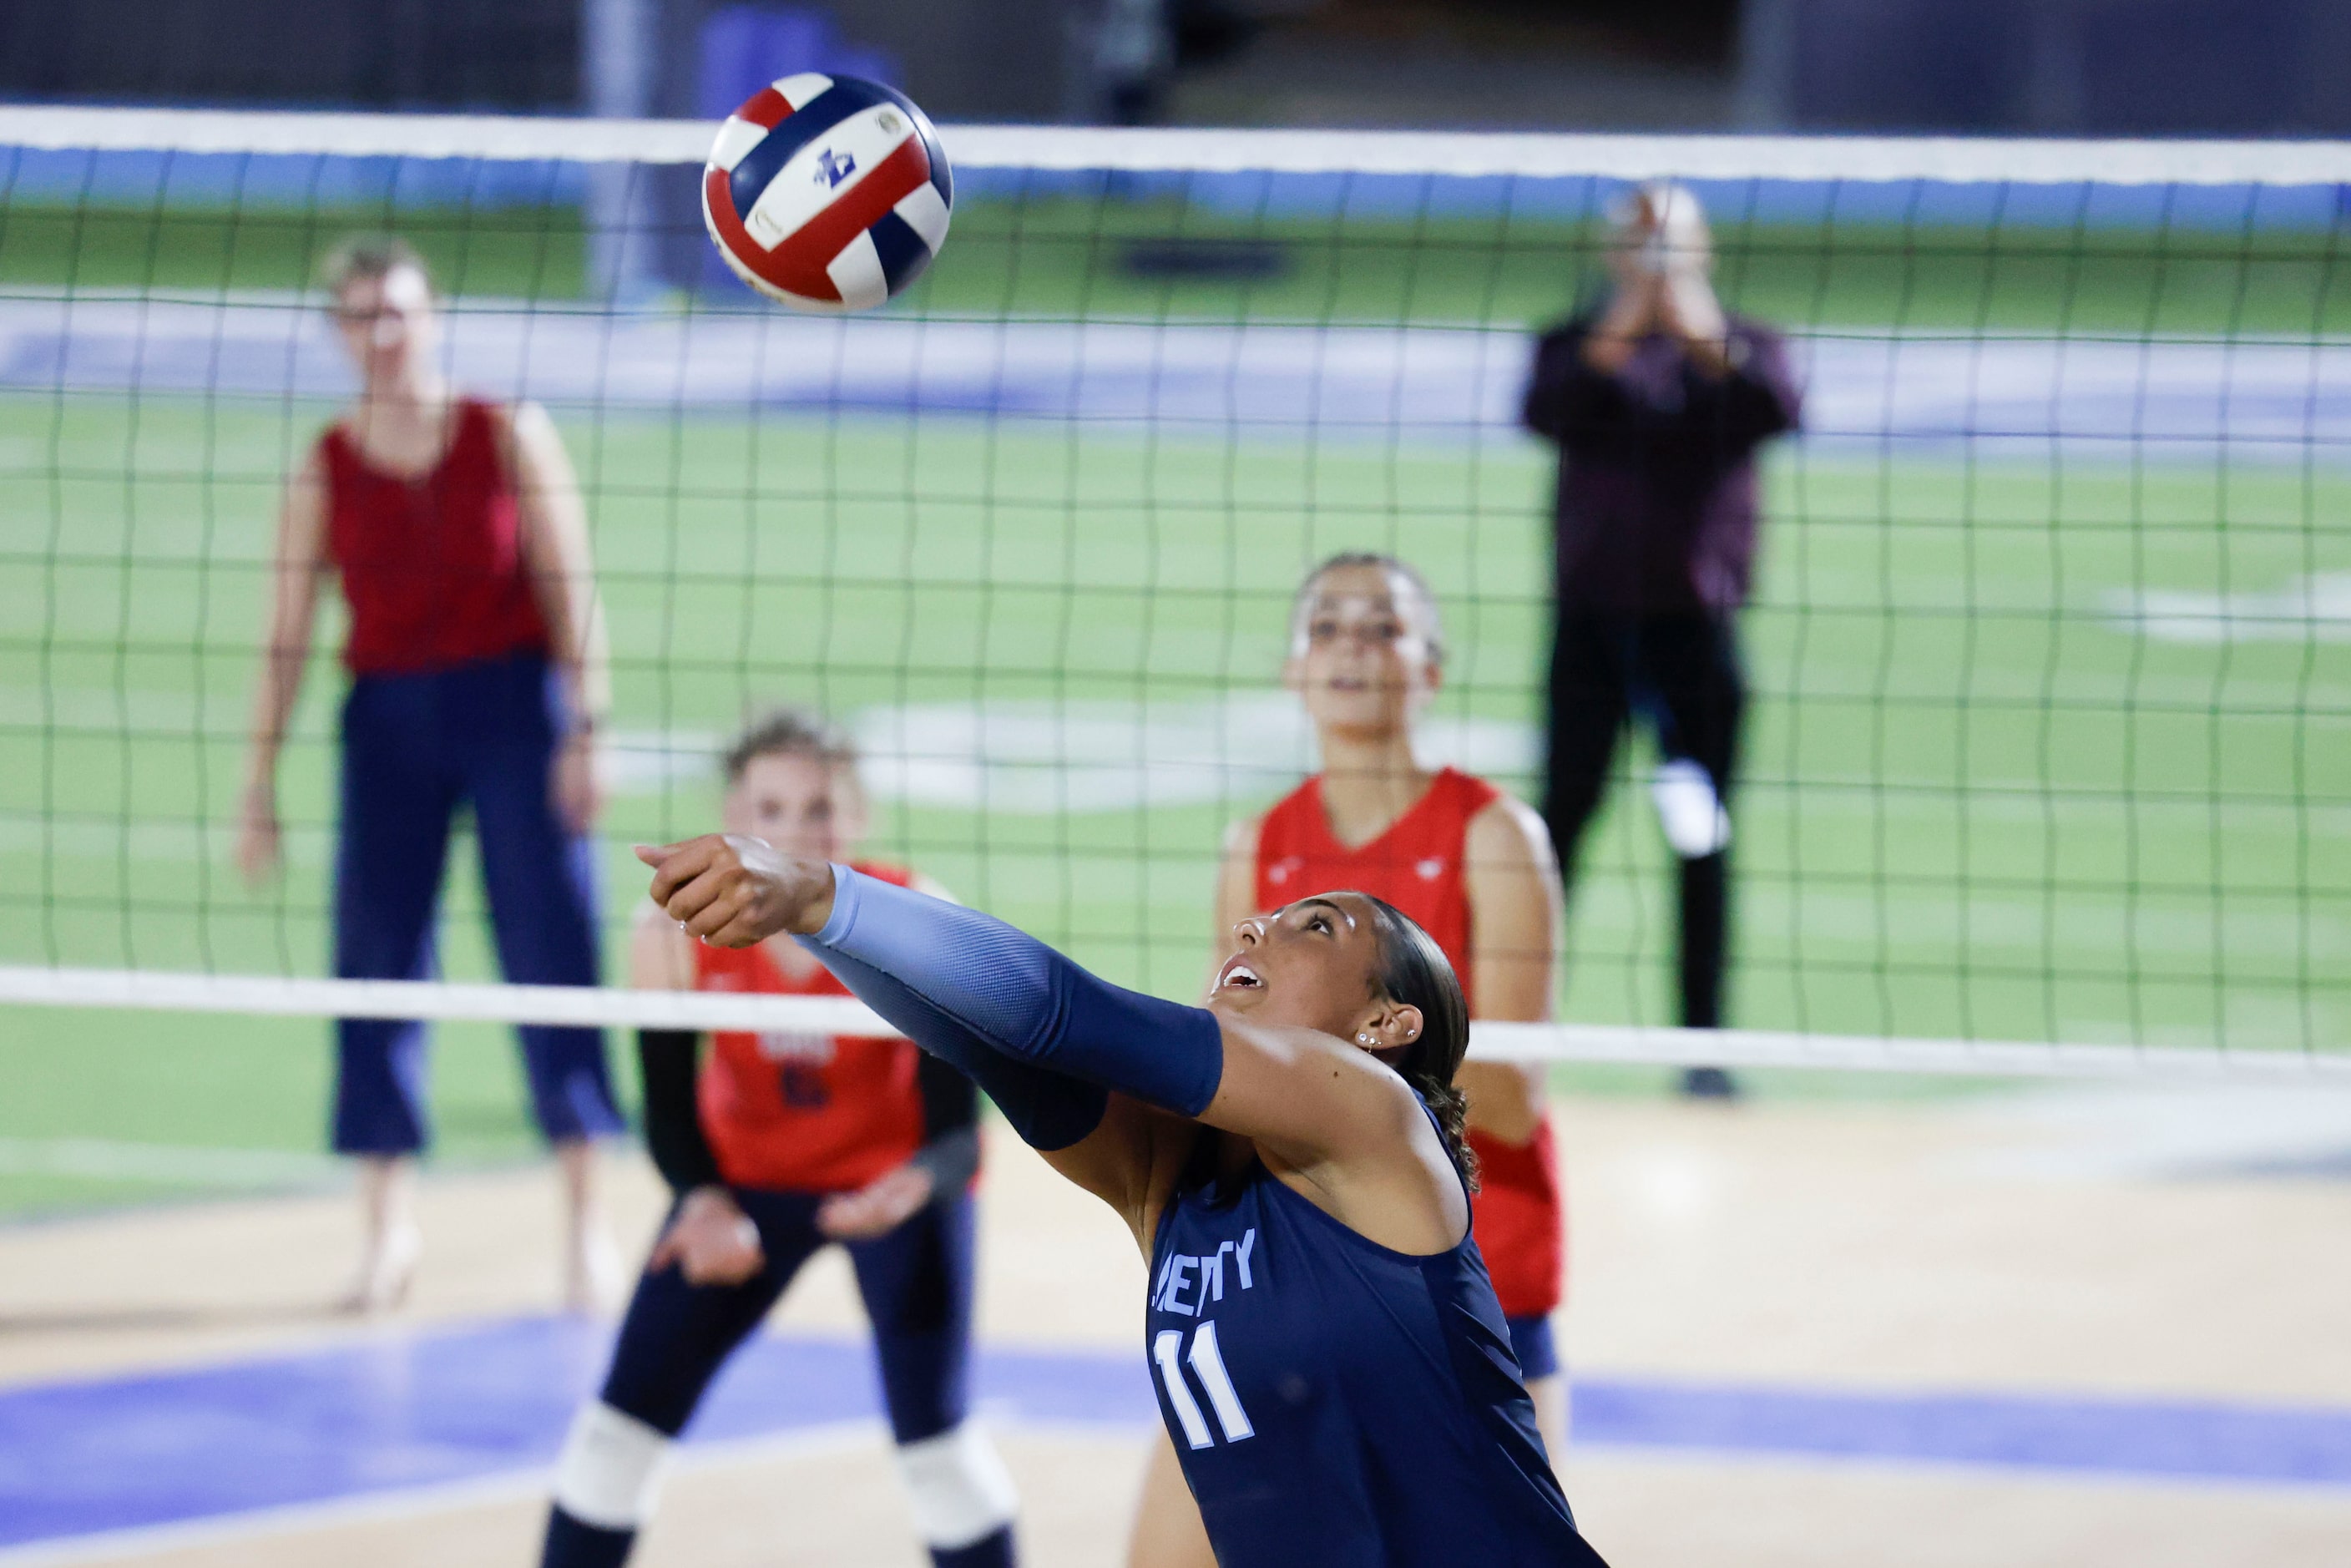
[1,106,2346,1081]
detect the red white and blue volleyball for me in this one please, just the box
[701,73,953,312]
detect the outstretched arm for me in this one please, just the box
[812,876,1016,1241]
[636,837,1146,1202]
[643,838,1463,1252]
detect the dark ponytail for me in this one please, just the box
[1359,894,1477,1191]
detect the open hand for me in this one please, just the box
[648,1186,765,1286]
[816,1164,935,1241]
[1657,269,1731,372]
[637,835,835,947]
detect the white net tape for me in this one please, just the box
[3,967,2344,1082]
[4,105,2349,185]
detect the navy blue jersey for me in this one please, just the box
[1145,1137,1607,1568]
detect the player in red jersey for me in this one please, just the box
[539,710,1019,1568]
[237,236,619,1314]
[1127,553,1570,1568]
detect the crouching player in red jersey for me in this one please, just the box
[1127,553,1570,1568]
[540,711,1019,1568]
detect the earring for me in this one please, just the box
[1356,1033,1371,1044]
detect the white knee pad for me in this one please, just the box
[553,1401,673,1530]
[893,1422,1019,1550]
[1651,757,1732,859]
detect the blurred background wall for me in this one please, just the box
[1,0,2343,136]
[1739,0,2351,136]
[0,0,1076,119]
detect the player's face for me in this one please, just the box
[332,265,437,388]
[725,751,865,862]
[1209,892,1393,1046]
[1285,564,1439,737]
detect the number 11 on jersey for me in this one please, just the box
[1153,1321,1254,1449]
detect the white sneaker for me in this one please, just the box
[565,1226,626,1316]
[338,1222,421,1316]
[1651,758,1732,858]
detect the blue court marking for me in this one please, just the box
[0,1318,1153,1550]
[1573,1377,2351,1487]
[2,1318,2347,1549]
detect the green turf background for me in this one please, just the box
[2,193,2345,1215]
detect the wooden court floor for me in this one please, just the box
[3,1086,2348,1567]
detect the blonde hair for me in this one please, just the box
[316,235,433,306]
[723,706,861,784]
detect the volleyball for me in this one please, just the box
[700,73,952,312]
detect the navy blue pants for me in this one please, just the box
[331,653,619,1155]
[601,1187,978,1444]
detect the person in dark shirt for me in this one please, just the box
[1520,182,1802,1097]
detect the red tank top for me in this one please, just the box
[321,398,553,675]
[691,861,932,1194]
[1254,767,1565,1319]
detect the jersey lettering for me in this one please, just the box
[1154,1322,1253,1449]
[1187,1321,1255,1443]
[756,1029,834,1063]
[1152,1227,1257,1317]
[777,1061,831,1109]
[1152,1329,1214,1449]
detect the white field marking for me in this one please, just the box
[0,1137,342,1188]
[2106,573,2351,645]
[4,296,2349,459]
[1582,878,2351,968]
[4,105,2351,185]
[0,817,329,871]
[0,1419,888,1568]
[10,676,2349,767]
[0,685,250,731]
[3,827,2342,977]
[850,693,1533,814]
[4,690,2347,958]
[0,964,2343,1082]
[599,728,720,794]
[600,696,1532,812]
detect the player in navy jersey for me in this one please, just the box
[541,711,1018,1568]
[637,837,1612,1566]
[1131,552,1571,1568]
